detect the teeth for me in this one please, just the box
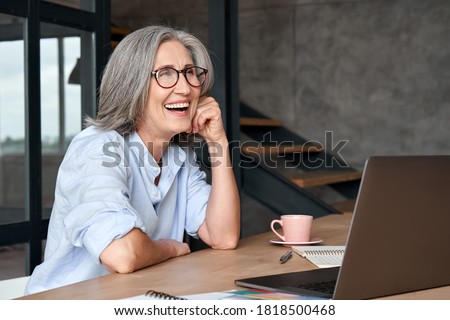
[165,102,189,109]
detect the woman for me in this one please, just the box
[25,26,240,294]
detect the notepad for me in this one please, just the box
[292,246,345,268]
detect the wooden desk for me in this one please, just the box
[19,213,450,300]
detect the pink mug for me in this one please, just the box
[270,215,313,242]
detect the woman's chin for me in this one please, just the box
[169,125,192,137]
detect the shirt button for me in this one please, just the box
[152,190,159,197]
[152,167,159,173]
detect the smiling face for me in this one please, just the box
[138,40,201,143]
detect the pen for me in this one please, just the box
[279,250,293,264]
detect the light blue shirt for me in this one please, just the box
[25,126,210,294]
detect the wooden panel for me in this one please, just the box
[110,26,129,48]
[289,171,362,188]
[110,25,129,37]
[241,144,323,155]
[240,117,281,127]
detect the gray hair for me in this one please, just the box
[85,25,214,135]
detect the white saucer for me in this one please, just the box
[269,237,323,245]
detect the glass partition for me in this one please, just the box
[0,13,26,225]
[40,22,86,217]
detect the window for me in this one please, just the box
[0,0,110,279]
[40,23,86,218]
[0,14,26,229]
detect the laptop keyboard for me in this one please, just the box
[297,280,337,294]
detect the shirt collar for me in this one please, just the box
[127,131,187,175]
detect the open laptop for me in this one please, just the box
[235,155,450,299]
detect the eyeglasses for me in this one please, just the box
[151,66,208,89]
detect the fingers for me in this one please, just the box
[171,241,190,257]
[191,97,225,142]
[162,239,191,257]
[193,106,218,132]
[176,242,191,256]
[191,97,218,132]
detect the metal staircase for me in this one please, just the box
[239,102,362,218]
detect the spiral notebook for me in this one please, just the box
[292,246,345,268]
[143,290,188,300]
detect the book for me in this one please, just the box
[292,245,345,268]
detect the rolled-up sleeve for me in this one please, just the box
[61,143,146,263]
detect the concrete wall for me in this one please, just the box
[239,0,450,169]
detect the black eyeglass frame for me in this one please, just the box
[151,66,208,89]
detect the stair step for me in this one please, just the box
[110,26,130,37]
[289,170,362,188]
[240,117,281,127]
[241,144,323,155]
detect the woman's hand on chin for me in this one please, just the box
[191,96,227,143]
